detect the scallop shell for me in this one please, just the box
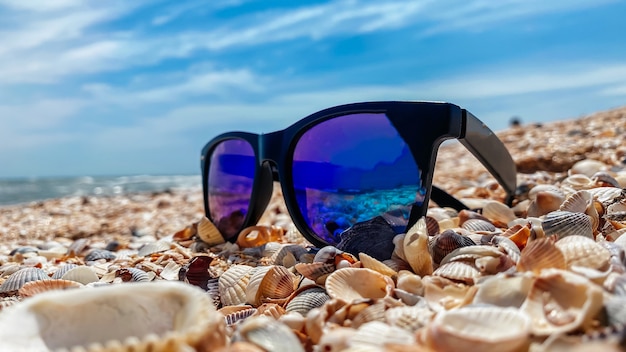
[555,235,611,270]
[0,267,49,294]
[268,244,308,267]
[51,263,79,280]
[219,305,257,327]
[423,276,476,312]
[517,237,566,274]
[84,249,116,262]
[137,241,171,257]
[481,201,517,227]
[115,268,151,282]
[18,279,83,298]
[159,261,182,281]
[542,211,594,240]
[325,268,394,302]
[246,265,295,306]
[236,315,304,352]
[385,305,434,332]
[0,281,227,351]
[285,286,330,316]
[60,266,99,285]
[219,265,256,306]
[473,274,532,308]
[358,252,397,277]
[560,190,600,231]
[336,216,397,261]
[461,219,496,232]
[429,229,476,265]
[432,261,480,285]
[520,269,604,336]
[196,216,226,246]
[424,215,440,235]
[426,306,531,352]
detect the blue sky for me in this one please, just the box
[1,0,625,178]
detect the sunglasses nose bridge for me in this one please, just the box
[257,130,284,174]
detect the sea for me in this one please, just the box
[0,175,202,207]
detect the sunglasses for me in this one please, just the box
[201,101,517,248]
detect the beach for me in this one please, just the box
[1,106,626,351]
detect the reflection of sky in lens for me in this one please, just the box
[297,113,406,169]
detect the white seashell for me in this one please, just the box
[159,261,181,281]
[402,218,433,276]
[432,261,480,285]
[426,305,531,352]
[481,201,517,227]
[349,321,415,348]
[196,216,226,246]
[0,281,227,351]
[137,241,171,257]
[555,235,611,270]
[219,265,255,306]
[385,305,434,332]
[325,268,394,302]
[60,266,99,285]
[570,159,607,177]
[358,252,397,277]
[473,274,532,308]
[423,276,475,313]
[236,315,304,352]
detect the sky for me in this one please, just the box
[1,0,626,179]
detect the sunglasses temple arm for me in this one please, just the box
[458,110,517,206]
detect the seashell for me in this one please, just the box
[527,189,566,217]
[402,218,434,276]
[236,315,304,352]
[517,237,566,274]
[159,261,182,281]
[196,216,226,246]
[562,173,595,190]
[253,303,286,320]
[115,268,151,282]
[461,219,496,232]
[423,276,476,312]
[429,229,476,265]
[542,211,594,240]
[294,262,335,282]
[18,279,83,298]
[219,264,256,306]
[396,270,424,296]
[268,244,308,267]
[570,159,607,177]
[84,248,116,262]
[489,235,521,264]
[427,207,458,221]
[555,235,611,270]
[481,201,517,227]
[285,285,330,316]
[37,246,68,260]
[502,223,531,250]
[325,268,394,302]
[278,311,306,332]
[358,252,397,277]
[432,261,480,285]
[51,263,79,279]
[591,171,620,188]
[60,266,99,285]
[237,225,284,248]
[426,305,531,352]
[587,186,625,204]
[316,326,354,352]
[219,305,257,327]
[350,320,415,348]
[458,209,490,225]
[350,300,387,329]
[0,281,227,351]
[385,305,434,332]
[0,267,49,294]
[336,216,397,261]
[246,265,295,307]
[560,190,600,231]
[439,245,503,266]
[178,255,214,290]
[137,240,171,257]
[473,274,532,308]
[521,269,604,336]
[9,246,38,256]
[67,238,89,256]
[424,215,440,235]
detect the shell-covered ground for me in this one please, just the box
[1,106,626,351]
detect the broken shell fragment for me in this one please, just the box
[197,216,226,246]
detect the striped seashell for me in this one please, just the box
[18,279,83,298]
[424,216,440,236]
[555,235,611,271]
[481,201,517,227]
[219,265,256,306]
[473,274,533,308]
[51,263,79,279]
[285,285,329,316]
[268,244,308,267]
[207,277,220,308]
[542,211,594,240]
[349,321,416,348]
[0,281,227,351]
[517,237,566,274]
[325,268,394,302]
[429,229,476,265]
[489,235,521,264]
[237,315,304,352]
[432,261,480,285]
[385,305,434,332]
[403,218,434,276]
[294,262,335,281]
[115,268,151,282]
[60,266,99,285]
[246,265,295,307]
[84,249,116,262]
[358,252,397,277]
[137,240,171,257]
[219,305,257,327]
[587,187,625,204]
[0,263,21,278]
[0,267,49,294]
[560,190,600,231]
[427,306,531,352]
[351,300,387,329]
[67,238,89,256]
[196,216,226,246]
[461,219,496,233]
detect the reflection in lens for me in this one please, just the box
[292,113,425,244]
[208,139,255,240]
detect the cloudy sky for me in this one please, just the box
[1,0,625,178]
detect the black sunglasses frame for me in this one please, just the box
[201,101,517,247]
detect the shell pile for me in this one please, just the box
[1,106,626,351]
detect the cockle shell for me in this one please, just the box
[461,219,496,232]
[18,279,83,298]
[473,274,532,308]
[285,285,330,316]
[555,235,611,270]
[559,190,600,231]
[218,305,257,327]
[235,315,304,352]
[51,263,78,279]
[542,211,594,240]
[60,266,99,285]
[517,237,566,274]
[429,229,475,265]
[432,261,480,285]
[385,305,434,332]
[403,218,434,276]
[325,268,394,302]
[426,306,531,352]
[0,267,49,294]
[294,262,335,283]
[245,265,295,307]
[84,249,116,262]
[0,281,227,351]
[219,264,256,306]
[196,216,226,246]
[520,269,604,336]
[481,201,517,227]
